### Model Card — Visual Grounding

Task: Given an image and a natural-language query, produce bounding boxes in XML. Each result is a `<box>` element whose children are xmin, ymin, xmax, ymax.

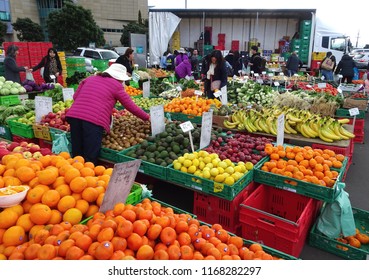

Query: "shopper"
<box><xmin>335</xmin><ymin>54</ymin><xmax>355</xmax><ymax>83</ymax></box>
<box><xmin>4</xmin><ymin>45</ymin><xmax>29</xmax><ymax>83</ymax></box>
<box><xmin>286</xmin><ymin>51</ymin><xmax>303</xmax><ymax>76</ymax></box>
<box><xmin>175</xmin><ymin>48</ymin><xmax>189</xmax><ymax>66</ymax></box>
<box><xmin>201</xmin><ymin>50</ymin><xmax>228</xmax><ymax>99</ymax></box>
<box><xmin>66</xmin><ymin>63</ymin><xmax>150</xmax><ymax>164</ymax></box>
<box><xmin>160</xmin><ymin>51</ymin><xmax>169</xmax><ymax>69</ymax></box>
<box><xmin>175</xmin><ymin>56</ymin><xmax>192</xmax><ymax>80</ymax></box>
<box><xmin>248</xmin><ymin>46</ymin><xmax>263</xmax><ymax>74</ymax></box>
<box><xmin>320</xmin><ymin>51</ymin><xmax>336</xmax><ymax>81</ymax></box>
<box><xmin>31</xmin><ymin>48</ymin><xmax>62</xmax><ymax>83</ymax></box>
<box><xmin>190</xmin><ymin>49</ymin><xmax>200</xmax><ymax>78</ymax></box>
<box><xmin>116</xmin><ymin>47</ymin><xmax>134</xmax><ymax>76</ymax></box>
<box><xmin>166</xmin><ymin>51</ymin><xmax>175</xmax><ymax>71</ymax></box>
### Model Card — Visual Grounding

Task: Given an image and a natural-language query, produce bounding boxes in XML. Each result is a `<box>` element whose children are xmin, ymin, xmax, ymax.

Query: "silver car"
<box><xmin>353</xmin><ymin>53</ymin><xmax>369</xmax><ymax>69</ymax></box>
<box><xmin>72</xmin><ymin>47</ymin><xmax>119</xmax><ymax>72</ymax></box>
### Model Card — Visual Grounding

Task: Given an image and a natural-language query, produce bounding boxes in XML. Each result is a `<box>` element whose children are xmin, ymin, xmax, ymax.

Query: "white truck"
<box><xmin>149</xmin><ymin>9</ymin><xmax>351</xmax><ymax>70</ymax></box>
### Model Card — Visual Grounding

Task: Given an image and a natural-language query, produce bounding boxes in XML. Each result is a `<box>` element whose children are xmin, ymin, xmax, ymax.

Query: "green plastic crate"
<box><xmin>0</xmin><ymin>125</ymin><xmax>12</xmax><ymax>140</ymax></box>
<box><xmin>167</xmin><ymin>165</ymin><xmax>253</xmax><ymax>201</ymax></box>
<box><xmin>309</xmin><ymin>207</ymin><xmax>369</xmax><ymax>260</ymax></box>
<box><xmin>0</xmin><ymin>95</ymin><xmax>21</xmax><ymax>106</ymax></box>
<box><xmin>118</xmin><ymin>145</ymin><xmax>168</xmax><ymax>180</ymax></box>
<box><xmin>49</xmin><ymin>127</ymin><xmax>71</xmax><ymax>142</ymax></box>
<box><xmin>99</xmin><ymin>147</ymin><xmax>121</xmax><ymax>162</ymax></box>
<box><xmin>335</xmin><ymin>108</ymin><xmax>365</xmax><ymax>119</ymax></box>
<box><xmin>7</xmin><ymin>117</ymin><xmax>34</xmax><ymax>138</ymax></box>
<box><xmin>168</xmin><ymin>112</ymin><xmax>202</xmax><ymax>124</ymax></box>
<box><xmin>254</xmin><ymin>156</ymin><xmax>347</xmax><ymax>203</ymax></box>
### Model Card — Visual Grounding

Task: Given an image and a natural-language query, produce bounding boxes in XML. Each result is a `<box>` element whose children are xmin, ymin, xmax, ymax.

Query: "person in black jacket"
<box><xmin>249</xmin><ymin>46</ymin><xmax>262</xmax><ymax>74</ymax></box>
<box><xmin>31</xmin><ymin>48</ymin><xmax>62</xmax><ymax>83</ymax></box>
<box><xmin>4</xmin><ymin>45</ymin><xmax>29</xmax><ymax>83</ymax></box>
<box><xmin>201</xmin><ymin>50</ymin><xmax>227</xmax><ymax>99</ymax></box>
<box><xmin>286</xmin><ymin>52</ymin><xmax>303</xmax><ymax>77</ymax></box>
<box><xmin>335</xmin><ymin>54</ymin><xmax>355</xmax><ymax>83</ymax></box>
<box><xmin>115</xmin><ymin>48</ymin><xmax>134</xmax><ymax>76</ymax></box>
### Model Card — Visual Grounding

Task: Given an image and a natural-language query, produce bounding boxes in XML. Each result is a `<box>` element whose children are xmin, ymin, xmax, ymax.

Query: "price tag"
<box><xmin>268</xmin><ymin>73</ymin><xmax>274</xmax><ymax>77</ymax></box>
<box><xmin>18</xmin><ymin>94</ymin><xmax>29</xmax><ymax>103</ymax></box>
<box><xmin>274</xmin><ymin>82</ymin><xmax>280</xmax><ymax>87</ymax></box>
<box><xmin>150</xmin><ymin>105</ymin><xmax>165</xmax><ymax>136</ymax></box>
<box><xmin>318</xmin><ymin>83</ymin><xmax>327</xmax><ymax>89</ymax></box>
<box><xmin>194</xmin><ymin>90</ymin><xmax>202</xmax><ymax>96</ymax></box>
<box><xmin>142</xmin><ymin>81</ymin><xmax>150</xmax><ymax>98</ymax></box>
<box><xmin>220</xmin><ymin>86</ymin><xmax>227</xmax><ymax>105</ymax></box>
<box><xmin>99</xmin><ymin>160</ymin><xmax>141</xmax><ymax>213</ymax></box>
<box><xmin>132</xmin><ymin>72</ymin><xmax>140</xmax><ymax>83</ymax></box>
<box><xmin>262</xmin><ymin>71</ymin><xmax>266</xmax><ymax>75</ymax></box>
<box><xmin>256</xmin><ymin>78</ymin><xmax>264</xmax><ymax>84</ymax></box>
<box><xmin>281</xmin><ymin>186</ymin><xmax>297</xmax><ymax>193</ymax></box>
<box><xmin>214</xmin><ymin>182</ymin><xmax>224</xmax><ymax>193</ymax></box>
<box><xmin>250</xmin><ymin>71</ymin><xmax>254</xmax><ymax>74</ymax></box>
<box><xmin>176</xmin><ymin>86</ymin><xmax>182</xmax><ymax>92</ymax></box>
<box><xmin>213</xmin><ymin>90</ymin><xmax>222</xmax><ymax>98</ymax></box>
<box><xmin>179</xmin><ymin>121</ymin><xmax>194</xmax><ymax>133</ymax></box>
<box><xmin>35</xmin><ymin>96</ymin><xmax>53</xmax><ymax>123</ymax></box>
<box><xmin>279</xmin><ymin>72</ymin><xmax>284</xmax><ymax>76</ymax></box>
<box><xmin>276</xmin><ymin>113</ymin><xmax>285</xmax><ymax>146</ymax></box>
<box><xmin>200</xmin><ymin>111</ymin><xmax>213</xmax><ymax>149</ymax></box>
<box><xmin>185</xmin><ymin>75</ymin><xmax>191</xmax><ymax>80</ymax></box>
<box><xmin>0</xmin><ymin>127</ymin><xmax>5</xmax><ymax>134</ymax></box>
<box><xmin>254</xmin><ymin>73</ymin><xmax>259</xmax><ymax>77</ymax></box>
<box><xmin>349</xmin><ymin>108</ymin><xmax>360</xmax><ymax>116</ymax></box>
<box><xmin>49</xmin><ymin>74</ymin><xmax>56</xmax><ymax>81</ymax></box>
<box><xmin>62</xmin><ymin>88</ymin><xmax>74</xmax><ymax>101</ymax></box>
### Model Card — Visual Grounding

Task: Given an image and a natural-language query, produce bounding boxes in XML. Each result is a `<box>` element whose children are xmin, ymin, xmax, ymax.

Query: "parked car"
<box><xmin>353</xmin><ymin>53</ymin><xmax>369</xmax><ymax>69</ymax></box>
<box><xmin>72</xmin><ymin>47</ymin><xmax>119</xmax><ymax>72</ymax></box>
<box><xmin>349</xmin><ymin>48</ymin><xmax>369</xmax><ymax>57</ymax></box>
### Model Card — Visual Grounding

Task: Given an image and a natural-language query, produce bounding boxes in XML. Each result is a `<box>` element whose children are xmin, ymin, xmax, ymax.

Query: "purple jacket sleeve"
<box><xmin>185</xmin><ymin>60</ymin><xmax>192</xmax><ymax>76</ymax></box>
<box><xmin>116</xmin><ymin>87</ymin><xmax>150</xmax><ymax>121</ymax></box>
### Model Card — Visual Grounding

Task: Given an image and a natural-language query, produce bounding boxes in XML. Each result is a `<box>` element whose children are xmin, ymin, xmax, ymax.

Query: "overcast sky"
<box><xmin>148</xmin><ymin>0</ymin><xmax>368</xmax><ymax>47</ymax></box>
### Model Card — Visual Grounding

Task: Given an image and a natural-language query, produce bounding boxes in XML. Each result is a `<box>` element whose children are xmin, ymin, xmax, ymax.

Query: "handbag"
<box><xmin>211</xmin><ymin>80</ymin><xmax>221</xmax><ymax>91</ymax></box>
<box><xmin>321</xmin><ymin>56</ymin><xmax>334</xmax><ymax>70</ymax></box>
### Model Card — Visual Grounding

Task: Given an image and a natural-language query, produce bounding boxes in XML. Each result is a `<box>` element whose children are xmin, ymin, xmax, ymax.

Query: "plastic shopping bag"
<box><xmin>26</xmin><ymin>72</ymin><xmax>34</xmax><ymax>81</ymax></box>
<box><xmin>52</xmin><ymin>133</ymin><xmax>71</xmax><ymax>154</ymax></box>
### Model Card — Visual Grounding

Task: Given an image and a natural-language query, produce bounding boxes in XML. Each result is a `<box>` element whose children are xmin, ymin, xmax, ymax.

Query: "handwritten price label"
<box><xmin>62</xmin><ymin>88</ymin><xmax>74</xmax><ymax>101</ymax></box>
<box><xmin>142</xmin><ymin>81</ymin><xmax>150</xmax><ymax>98</ymax></box>
<box><xmin>35</xmin><ymin>96</ymin><xmax>53</xmax><ymax>123</ymax></box>
<box><xmin>99</xmin><ymin>160</ymin><xmax>141</xmax><ymax>213</ymax></box>
<box><xmin>179</xmin><ymin>121</ymin><xmax>194</xmax><ymax>133</ymax></box>
<box><xmin>349</xmin><ymin>108</ymin><xmax>360</xmax><ymax>116</ymax></box>
<box><xmin>150</xmin><ymin>105</ymin><xmax>165</xmax><ymax>136</ymax></box>
<box><xmin>200</xmin><ymin>111</ymin><xmax>213</xmax><ymax>149</ymax></box>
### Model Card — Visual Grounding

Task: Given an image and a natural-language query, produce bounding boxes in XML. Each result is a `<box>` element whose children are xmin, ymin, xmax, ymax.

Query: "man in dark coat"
<box><xmin>335</xmin><ymin>54</ymin><xmax>356</xmax><ymax>83</ymax></box>
<box><xmin>249</xmin><ymin>46</ymin><xmax>262</xmax><ymax>74</ymax></box>
<box><xmin>286</xmin><ymin>52</ymin><xmax>303</xmax><ymax>76</ymax></box>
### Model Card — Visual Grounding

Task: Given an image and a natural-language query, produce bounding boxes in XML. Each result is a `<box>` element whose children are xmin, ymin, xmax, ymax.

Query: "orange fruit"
<box><xmin>24</xmin><ymin>243</ymin><xmax>41</xmax><ymax>260</ymax></box>
<box><xmin>29</xmin><ymin>204</ymin><xmax>52</xmax><ymax>225</ymax></box>
<box><xmin>136</xmin><ymin>244</ymin><xmax>154</xmax><ymax>260</ymax></box>
<box><xmin>37</xmin><ymin>244</ymin><xmax>56</xmax><ymax>260</ymax></box>
<box><xmin>65</xmin><ymin>245</ymin><xmax>85</xmax><ymax>260</ymax></box>
<box><xmin>69</xmin><ymin>176</ymin><xmax>87</xmax><ymax>193</ymax></box>
<box><xmin>15</xmin><ymin>166</ymin><xmax>36</xmax><ymax>183</ymax></box>
<box><xmin>94</xmin><ymin>241</ymin><xmax>114</xmax><ymax>260</ymax></box>
<box><xmin>16</xmin><ymin>213</ymin><xmax>35</xmax><ymax>232</ymax></box>
<box><xmin>37</xmin><ymin>168</ymin><xmax>58</xmax><ymax>185</ymax></box>
<box><xmin>81</xmin><ymin>187</ymin><xmax>99</xmax><ymax>202</ymax></box>
<box><xmin>2</xmin><ymin>226</ymin><xmax>26</xmax><ymax>247</ymax></box>
<box><xmin>64</xmin><ymin>168</ymin><xmax>81</xmax><ymax>184</ymax></box>
<box><xmin>57</xmin><ymin>195</ymin><xmax>76</xmax><ymax>213</ymax></box>
<box><xmin>63</xmin><ymin>208</ymin><xmax>83</xmax><ymax>225</ymax></box>
<box><xmin>160</xmin><ymin>227</ymin><xmax>177</xmax><ymax>246</ymax></box>
<box><xmin>41</xmin><ymin>189</ymin><xmax>61</xmax><ymax>208</ymax></box>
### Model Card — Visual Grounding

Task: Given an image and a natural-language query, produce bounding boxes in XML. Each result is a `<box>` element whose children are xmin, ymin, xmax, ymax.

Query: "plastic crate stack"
<box><xmin>231</xmin><ymin>40</ymin><xmax>240</xmax><ymax>51</ymax></box>
<box><xmin>298</xmin><ymin>20</ymin><xmax>312</xmax><ymax>63</ymax></box>
<box><xmin>58</xmin><ymin>51</ymin><xmax>67</xmax><ymax>87</ymax></box>
<box><xmin>65</xmin><ymin>57</ymin><xmax>86</xmax><ymax>78</ymax></box>
<box><xmin>215</xmin><ymin>33</ymin><xmax>225</xmax><ymax>50</ymax></box>
<box><xmin>3</xmin><ymin>42</ymin><xmax>30</xmax><ymax>82</ymax></box>
<box><xmin>28</xmin><ymin>42</ymin><xmax>44</xmax><ymax>85</ymax></box>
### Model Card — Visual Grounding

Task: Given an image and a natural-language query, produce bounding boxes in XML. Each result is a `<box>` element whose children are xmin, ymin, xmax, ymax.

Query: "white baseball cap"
<box><xmin>103</xmin><ymin>63</ymin><xmax>131</xmax><ymax>81</ymax></box>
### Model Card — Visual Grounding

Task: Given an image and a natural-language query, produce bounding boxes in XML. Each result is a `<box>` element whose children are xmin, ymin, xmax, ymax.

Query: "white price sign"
<box><xmin>200</xmin><ymin>111</ymin><xmax>213</xmax><ymax>149</ymax></box>
<box><xmin>99</xmin><ymin>160</ymin><xmax>141</xmax><ymax>213</ymax></box>
<box><xmin>268</xmin><ymin>73</ymin><xmax>274</xmax><ymax>77</ymax></box>
<box><xmin>179</xmin><ymin>121</ymin><xmax>194</xmax><ymax>133</ymax></box>
<box><xmin>176</xmin><ymin>86</ymin><xmax>182</xmax><ymax>92</ymax></box>
<box><xmin>274</xmin><ymin>82</ymin><xmax>280</xmax><ymax>87</ymax></box>
<box><xmin>256</xmin><ymin>78</ymin><xmax>264</xmax><ymax>84</ymax></box>
<box><xmin>132</xmin><ymin>72</ymin><xmax>140</xmax><ymax>83</ymax></box>
<box><xmin>62</xmin><ymin>88</ymin><xmax>74</xmax><ymax>101</ymax></box>
<box><xmin>220</xmin><ymin>86</ymin><xmax>227</xmax><ymax>105</ymax></box>
<box><xmin>49</xmin><ymin>74</ymin><xmax>56</xmax><ymax>81</ymax></box>
<box><xmin>194</xmin><ymin>90</ymin><xmax>203</xmax><ymax>96</ymax></box>
<box><xmin>262</xmin><ymin>71</ymin><xmax>266</xmax><ymax>75</ymax></box>
<box><xmin>349</xmin><ymin>107</ymin><xmax>360</xmax><ymax>116</ymax></box>
<box><xmin>150</xmin><ymin>105</ymin><xmax>165</xmax><ymax>137</ymax></box>
<box><xmin>276</xmin><ymin>113</ymin><xmax>285</xmax><ymax>146</ymax></box>
<box><xmin>142</xmin><ymin>81</ymin><xmax>150</xmax><ymax>98</ymax></box>
<box><xmin>213</xmin><ymin>90</ymin><xmax>222</xmax><ymax>98</ymax></box>
<box><xmin>318</xmin><ymin>83</ymin><xmax>327</xmax><ymax>89</ymax></box>
<box><xmin>254</xmin><ymin>73</ymin><xmax>259</xmax><ymax>77</ymax></box>
<box><xmin>35</xmin><ymin>96</ymin><xmax>53</xmax><ymax>123</ymax></box>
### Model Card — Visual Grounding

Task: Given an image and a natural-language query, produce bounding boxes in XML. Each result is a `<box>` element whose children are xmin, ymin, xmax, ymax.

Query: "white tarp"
<box><xmin>149</xmin><ymin>12</ymin><xmax>181</xmax><ymax>66</ymax></box>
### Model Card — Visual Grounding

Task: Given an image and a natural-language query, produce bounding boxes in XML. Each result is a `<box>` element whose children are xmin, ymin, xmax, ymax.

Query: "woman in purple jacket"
<box><xmin>175</xmin><ymin>57</ymin><xmax>192</xmax><ymax>80</ymax></box>
<box><xmin>66</xmin><ymin>63</ymin><xmax>150</xmax><ymax>164</ymax></box>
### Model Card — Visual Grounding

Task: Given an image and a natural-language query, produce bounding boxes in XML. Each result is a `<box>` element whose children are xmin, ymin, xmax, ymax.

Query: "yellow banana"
<box><xmin>259</xmin><ymin>118</ymin><xmax>270</xmax><ymax>134</ymax></box>
<box><xmin>337</xmin><ymin>118</ymin><xmax>350</xmax><ymax>124</ymax></box>
<box><xmin>320</xmin><ymin>127</ymin><xmax>341</xmax><ymax>141</ymax></box>
<box><xmin>339</xmin><ymin>125</ymin><xmax>356</xmax><ymax>139</ymax></box>
<box><xmin>300</xmin><ymin>124</ymin><xmax>312</xmax><ymax>138</ymax></box>
<box><xmin>318</xmin><ymin>129</ymin><xmax>334</xmax><ymax>143</ymax></box>
<box><xmin>223</xmin><ymin>120</ymin><xmax>238</xmax><ymax>129</ymax></box>
<box><xmin>333</xmin><ymin>122</ymin><xmax>349</xmax><ymax>140</ymax></box>
<box><xmin>303</xmin><ymin>123</ymin><xmax>318</xmax><ymax>138</ymax></box>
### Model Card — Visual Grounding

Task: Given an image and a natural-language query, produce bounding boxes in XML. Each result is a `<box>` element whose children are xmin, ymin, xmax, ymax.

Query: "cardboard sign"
<box><xmin>349</xmin><ymin>108</ymin><xmax>360</xmax><ymax>116</ymax></box>
<box><xmin>35</xmin><ymin>96</ymin><xmax>53</xmax><ymax>123</ymax></box>
<box><xmin>62</xmin><ymin>88</ymin><xmax>74</xmax><ymax>102</ymax></box>
<box><xmin>142</xmin><ymin>81</ymin><xmax>150</xmax><ymax>98</ymax></box>
<box><xmin>99</xmin><ymin>160</ymin><xmax>141</xmax><ymax>213</ymax></box>
<box><xmin>200</xmin><ymin>111</ymin><xmax>213</xmax><ymax>149</ymax></box>
<box><xmin>276</xmin><ymin>114</ymin><xmax>285</xmax><ymax>146</ymax></box>
<box><xmin>150</xmin><ymin>105</ymin><xmax>165</xmax><ymax>136</ymax></box>
<box><xmin>179</xmin><ymin>121</ymin><xmax>194</xmax><ymax>133</ymax></box>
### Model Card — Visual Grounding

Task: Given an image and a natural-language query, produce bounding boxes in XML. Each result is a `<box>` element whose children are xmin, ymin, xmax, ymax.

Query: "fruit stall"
<box><xmin>0</xmin><ymin>64</ymin><xmax>368</xmax><ymax>261</ymax></box>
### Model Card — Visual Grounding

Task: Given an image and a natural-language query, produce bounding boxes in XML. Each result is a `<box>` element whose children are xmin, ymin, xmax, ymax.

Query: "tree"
<box><xmin>0</xmin><ymin>21</ymin><xmax>7</xmax><ymax>45</ymax></box>
<box><xmin>120</xmin><ymin>11</ymin><xmax>148</xmax><ymax>46</ymax></box>
<box><xmin>12</xmin><ymin>18</ymin><xmax>44</xmax><ymax>42</ymax></box>
<box><xmin>47</xmin><ymin>2</ymin><xmax>105</xmax><ymax>51</ymax></box>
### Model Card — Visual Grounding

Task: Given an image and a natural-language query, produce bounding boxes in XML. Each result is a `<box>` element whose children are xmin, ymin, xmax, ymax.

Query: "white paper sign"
<box><xmin>220</xmin><ymin>86</ymin><xmax>227</xmax><ymax>105</ymax></box>
<box><xmin>213</xmin><ymin>91</ymin><xmax>222</xmax><ymax>98</ymax></box>
<box><xmin>276</xmin><ymin>114</ymin><xmax>285</xmax><ymax>146</ymax></box>
<box><xmin>35</xmin><ymin>96</ymin><xmax>53</xmax><ymax>123</ymax></box>
<box><xmin>254</xmin><ymin>73</ymin><xmax>259</xmax><ymax>77</ymax></box>
<box><xmin>262</xmin><ymin>71</ymin><xmax>266</xmax><ymax>75</ymax></box>
<box><xmin>132</xmin><ymin>72</ymin><xmax>140</xmax><ymax>83</ymax></box>
<box><xmin>176</xmin><ymin>86</ymin><xmax>182</xmax><ymax>92</ymax></box>
<box><xmin>200</xmin><ymin>111</ymin><xmax>213</xmax><ymax>149</ymax></box>
<box><xmin>142</xmin><ymin>81</ymin><xmax>150</xmax><ymax>98</ymax></box>
<box><xmin>179</xmin><ymin>121</ymin><xmax>194</xmax><ymax>133</ymax></box>
<box><xmin>268</xmin><ymin>73</ymin><xmax>274</xmax><ymax>77</ymax></box>
<box><xmin>318</xmin><ymin>83</ymin><xmax>327</xmax><ymax>89</ymax></box>
<box><xmin>349</xmin><ymin>108</ymin><xmax>360</xmax><ymax>116</ymax></box>
<box><xmin>194</xmin><ymin>90</ymin><xmax>203</xmax><ymax>96</ymax></box>
<box><xmin>49</xmin><ymin>74</ymin><xmax>56</xmax><ymax>81</ymax></box>
<box><xmin>256</xmin><ymin>79</ymin><xmax>264</xmax><ymax>84</ymax></box>
<box><xmin>62</xmin><ymin>88</ymin><xmax>74</xmax><ymax>102</ymax></box>
<box><xmin>274</xmin><ymin>82</ymin><xmax>280</xmax><ymax>87</ymax></box>
<box><xmin>99</xmin><ymin>160</ymin><xmax>141</xmax><ymax>213</ymax></box>
<box><xmin>18</xmin><ymin>94</ymin><xmax>29</xmax><ymax>102</ymax></box>
<box><xmin>150</xmin><ymin>105</ymin><xmax>165</xmax><ymax>137</ymax></box>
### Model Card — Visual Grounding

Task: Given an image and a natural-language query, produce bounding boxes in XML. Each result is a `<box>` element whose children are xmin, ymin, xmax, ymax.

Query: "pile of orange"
<box><xmin>126</xmin><ymin>86</ymin><xmax>143</xmax><ymax>96</ymax></box>
<box><xmin>262</xmin><ymin>144</ymin><xmax>345</xmax><ymax>187</ymax></box>
<box><xmin>164</xmin><ymin>97</ymin><xmax>221</xmax><ymax>116</ymax></box>
<box><xmin>0</xmin><ymin>198</ymin><xmax>282</xmax><ymax>260</ymax></box>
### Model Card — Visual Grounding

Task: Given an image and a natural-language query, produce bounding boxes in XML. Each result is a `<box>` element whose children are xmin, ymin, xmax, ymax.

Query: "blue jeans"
<box><xmin>321</xmin><ymin>69</ymin><xmax>334</xmax><ymax>80</ymax></box>
<box><xmin>288</xmin><ymin>69</ymin><xmax>297</xmax><ymax>76</ymax></box>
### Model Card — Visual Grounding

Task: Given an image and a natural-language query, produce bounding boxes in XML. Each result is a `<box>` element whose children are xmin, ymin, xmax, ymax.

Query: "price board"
<box><xmin>200</xmin><ymin>111</ymin><xmax>213</xmax><ymax>149</ymax></box>
<box><xmin>276</xmin><ymin>113</ymin><xmax>285</xmax><ymax>146</ymax></box>
<box><xmin>150</xmin><ymin>105</ymin><xmax>165</xmax><ymax>136</ymax></box>
<box><xmin>62</xmin><ymin>88</ymin><xmax>74</xmax><ymax>102</ymax></box>
<box><xmin>35</xmin><ymin>96</ymin><xmax>53</xmax><ymax>123</ymax></box>
<box><xmin>142</xmin><ymin>81</ymin><xmax>150</xmax><ymax>98</ymax></box>
<box><xmin>179</xmin><ymin>121</ymin><xmax>194</xmax><ymax>133</ymax></box>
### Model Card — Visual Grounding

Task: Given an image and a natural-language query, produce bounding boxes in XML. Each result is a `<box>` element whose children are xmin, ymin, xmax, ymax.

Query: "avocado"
<box><xmin>148</xmin><ymin>158</ymin><xmax>156</xmax><ymax>164</ymax></box>
<box><xmin>165</xmin><ymin>136</ymin><xmax>173</xmax><ymax>143</ymax></box>
<box><xmin>160</xmin><ymin>162</ymin><xmax>167</xmax><ymax>167</ymax></box>
<box><xmin>140</xmin><ymin>155</ymin><xmax>147</xmax><ymax>161</ymax></box>
<box><xmin>147</xmin><ymin>144</ymin><xmax>156</xmax><ymax>152</ymax></box>
<box><xmin>157</xmin><ymin>146</ymin><xmax>165</xmax><ymax>152</ymax></box>
<box><xmin>183</xmin><ymin>138</ymin><xmax>190</xmax><ymax>147</ymax></box>
<box><xmin>172</xmin><ymin>145</ymin><xmax>180</xmax><ymax>154</ymax></box>
<box><xmin>159</xmin><ymin>132</ymin><xmax>168</xmax><ymax>138</ymax></box>
<box><xmin>156</xmin><ymin>158</ymin><xmax>164</xmax><ymax>165</ymax></box>
<box><xmin>146</xmin><ymin>136</ymin><xmax>155</xmax><ymax>142</ymax></box>
<box><xmin>166</xmin><ymin>158</ymin><xmax>173</xmax><ymax>165</ymax></box>
<box><xmin>160</xmin><ymin>151</ymin><xmax>169</xmax><ymax>158</ymax></box>
<box><xmin>141</xmin><ymin>140</ymin><xmax>149</xmax><ymax>148</ymax></box>
<box><xmin>161</xmin><ymin>142</ymin><xmax>169</xmax><ymax>148</ymax></box>
<box><xmin>154</xmin><ymin>151</ymin><xmax>160</xmax><ymax>156</ymax></box>
<box><xmin>136</xmin><ymin>149</ymin><xmax>145</xmax><ymax>156</ymax></box>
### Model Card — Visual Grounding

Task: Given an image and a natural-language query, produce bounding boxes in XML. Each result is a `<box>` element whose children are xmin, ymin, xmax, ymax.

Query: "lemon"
<box><xmin>210</xmin><ymin>153</ymin><xmax>219</xmax><ymax>160</ymax></box>
<box><xmin>183</xmin><ymin>159</ymin><xmax>192</xmax><ymax>168</ymax></box>
<box><xmin>203</xmin><ymin>167</ymin><xmax>210</xmax><ymax>172</ymax></box>
<box><xmin>178</xmin><ymin>156</ymin><xmax>185</xmax><ymax>164</ymax></box>
<box><xmin>232</xmin><ymin>172</ymin><xmax>242</xmax><ymax>181</ymax></box>
<box><xmin>225</xmin><ymin>166</ymin><xmax>235</xmax><ymax>174</ymax></box>
<box><xmin>188</xmin><ymin>165</ymin><xmax>197</xmax><ymax>174</ymax></box>
<box><xmin>192</xmin><ymin>158</ymin><xmax>200</xmax><ymax>167</ymax></box>
<box><xmin>199</xmin><ymin>151</ymin><xmax>209</xmax><ymax>158</ymax></box>
<box><xmin>202</xmin><ymin>170</ymin><xmax>211</xmax><ymax>179</ymax></box>
<box><xmin>217</xmin><ymin>161</ymin><xmax>227</xmax><ymax>169</ymax></box>
<box><xmin>187</xmin><ymin>153</ymin><xmax>196</xmax><ymax>160</ymax></box>
<box><xmin>205</xmin><ymin>163</ymin><xmax>213</xmax><ymax>169</ymax></box>
<box><xmin>224</xmin><ymin>176</ymin><xmax>235</xmax><ymax>185</ymax></box>
<box><xmin>210</xmin><ymin>168</ymin><xmax>219</xmax><ymax>177</ymax></box>
<box><xmin>194</xmin><ymin>170</ymin><xmax>202</xmax><ymax>177</ymax></box>
<box><xmin>222</xmin><ymin>172</ymin><xmax>230</xmax><ymax>178</ymax></box>
<box><xmin>199</xmin><ymin>161</ymin><xmax>205</xmax><ymax>170</ymax></box>
<box><xmin>203</xmin><ymin>157</ymin><xmax>212</xmax><ymax>164</ymax></box>
<box><xmin>173</xmin><ymin>162</ymin><xmax>182</xmax><ymax>170</ymax></box>
<box><xmin>212</xmin><ymin>158</ymin><xmax>220</xmax><ymax>166</ymax></box>
<box><xmin>245</xmin><ymin>162</ymin><xmax>254</xmax><ymax>171</ymax></box>
<box><xmin>217</xmin><ymin>167</ymin><xmax>224</xmax><ymax>174</ymax></box>
<box><xmin>234</xmin><ymin>165</ymin><xmax>242</xmax><ymax>173</ymax></box>
<box><xmin>183</xmin><ymin>153</ymin><xmax>190</xmax><ymax>158</ymax></box>
<box><xmin>237</xmin><ymin>161</ymin><xmax>245</xmax><ymax>166</ymax></box>
<box><xmin>239</xmin><ymin>164</ymin><xmax>247</xmax><ymax>173</ymax></box>
<box><xmin>180</xmin><ymin>166</ymin><xmax>188</xmax><ymax>173</ymax></box>
<box><xmin>214</xmin><ymin>174</ymin><xmax>225</xmax><ymax>183</ymax></box>
<box><xmin>224</xmin><ymin>159</ymin><xmax>233</xmax><ymax>167</ymax></box>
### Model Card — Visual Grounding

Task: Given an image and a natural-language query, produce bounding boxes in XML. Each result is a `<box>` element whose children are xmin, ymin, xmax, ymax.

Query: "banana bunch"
<box><xmin>224</xmin><ymin>107</ymin><xmax>355</xmax><ymax>143</ymax></box>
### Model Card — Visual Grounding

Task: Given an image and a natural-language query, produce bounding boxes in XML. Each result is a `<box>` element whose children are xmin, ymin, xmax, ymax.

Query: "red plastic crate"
<box><xmin>38</xmin><ymin>139</ymin><xmax>52</xmax><ymax>149</ymax></box>
<box><xmin>193</xmin><ymin>182</ymin><xmax>259</xmax><ymax>234</ymax></box>
<box><xmin>239</xmin><ymin>184</ymin><xmax>318</xmax><ymax>257</ymax></box>
<box><xmin>12</xmin><ymin>135</ymin><xmax>39</xmax><ymax>145</ymax></box>
<box><xmin>354</xmin><ymin>135</ymin><xmax>364</xmax><ymax>144</ymax></box>
<box><xmin>311</xmin><ymin>142</ymin><xmax>352</xmax><ymax>158</ymax></box>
